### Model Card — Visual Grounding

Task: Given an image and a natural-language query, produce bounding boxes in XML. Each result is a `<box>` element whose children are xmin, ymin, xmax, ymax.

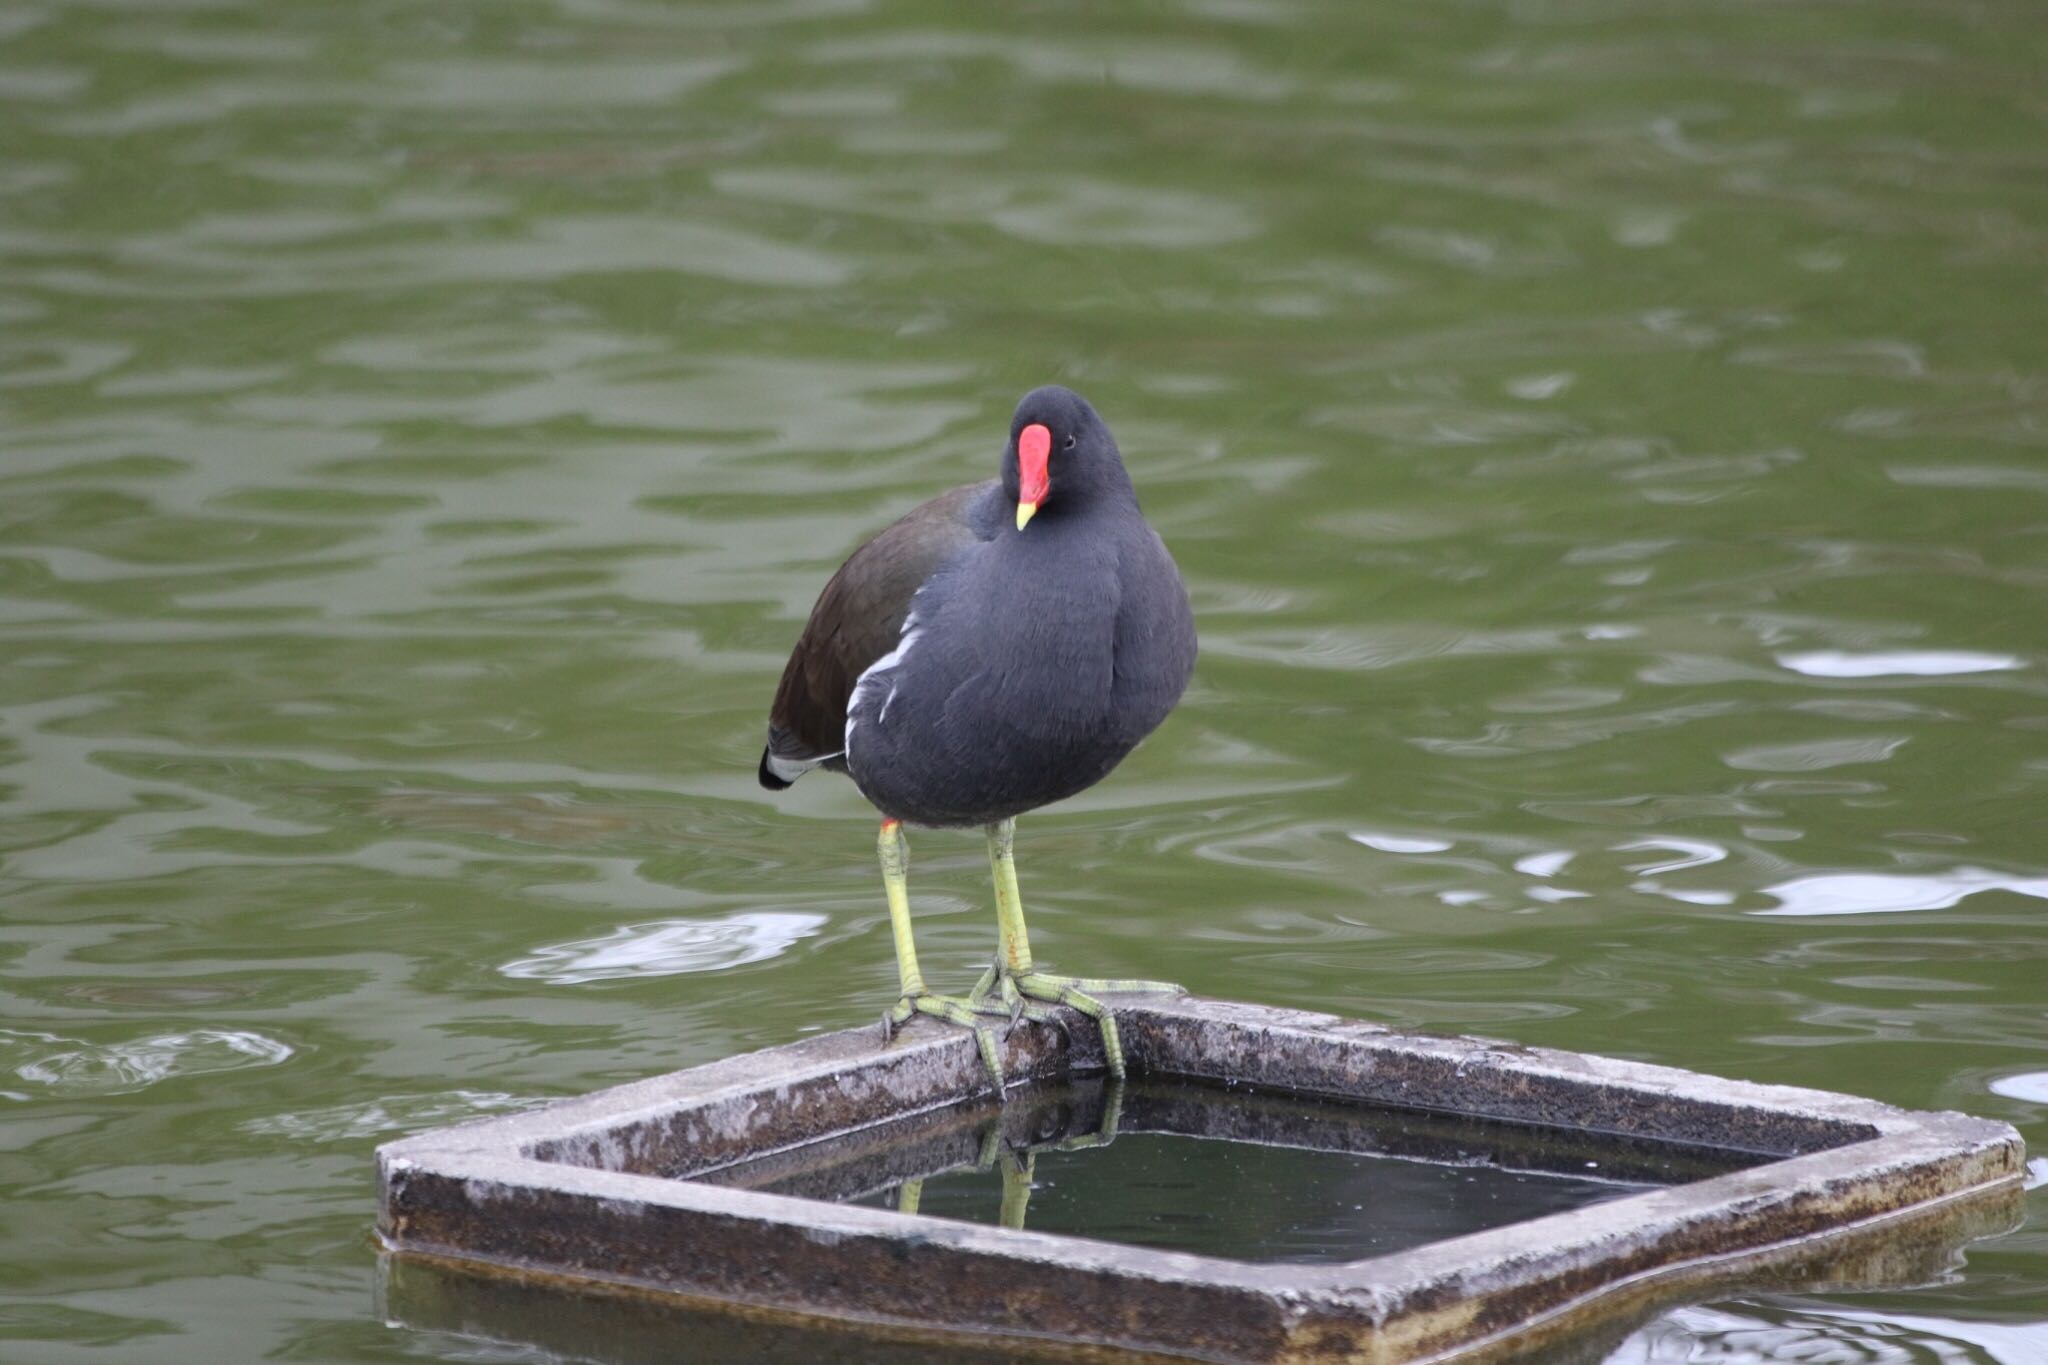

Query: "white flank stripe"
<box><xmin>845</xmin><ymin>620</ymin><xmax>923</xmax><ymax>765</ymax></box>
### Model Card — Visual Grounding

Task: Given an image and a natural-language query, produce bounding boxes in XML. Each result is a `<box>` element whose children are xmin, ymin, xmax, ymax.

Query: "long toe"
<box><xmin>888</xmin><ymin>991</ymin><xmax>1006</xmax><ymax>1092</ymax></box>
<box><xmin>1011</xmin><ymin>973</ymin><xmax>1135</xmax><ymax>1079</ymax></box>
<box><xmin>1031</xmin><ymin>971</ymin><xmax>1183</xmax><ymax>997</ymax></box>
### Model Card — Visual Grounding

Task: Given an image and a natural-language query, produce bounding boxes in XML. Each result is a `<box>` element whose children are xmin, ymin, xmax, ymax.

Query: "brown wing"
<box><xmin>760</xmin><ymin>481</ymin><xmax>990</xmax><ymax>786</ymax></box>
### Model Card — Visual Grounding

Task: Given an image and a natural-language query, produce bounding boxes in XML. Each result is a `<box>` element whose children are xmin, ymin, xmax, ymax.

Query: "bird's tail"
<box><xmin>757</xmin><ymin>747</ymin><xmax>795</xmax><ymax>790</ymax></box>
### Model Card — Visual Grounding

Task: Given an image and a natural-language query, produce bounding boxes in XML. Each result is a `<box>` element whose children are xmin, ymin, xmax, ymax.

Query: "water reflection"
<box><xmin>702</xmin><ymin>1079</ymin><xmax>1751</xmax><ymax>1265</ymax></box>
<box><xmin>498</xmin><ymin>911</ymin><xmax>824</xmax><ymax>982</ymax></box>
<box><xmin>1775</xmin><ymin>650</ymin><xmax>2025</xmax><ymax>679</ymax></box>
<box><xmin>1985</xmin><ymin>1075</ymin><xmax>2048</xmax><ymax>1105</ymax></box>
<box><xmin>1351</xmin><ymin>830</ymin><xmax>1453</xmax><ymax>854</ymax></box>
<box><xmin>3</xmin><ymin>1026</ymin><xmax>291</xmax><ymax>1096</ymax></box>
<box><xmin>1614</xmin><ymin>1302</ymin><xmax>2048</xmax><ymax>1365</ymax></box>
<box><xmin>1753</xmin><ymin>869</ymin><xmax>2048</xmax><ymax>919</ymax></box>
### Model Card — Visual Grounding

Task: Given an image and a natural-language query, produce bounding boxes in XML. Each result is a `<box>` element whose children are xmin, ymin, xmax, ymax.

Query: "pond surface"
<box><xmin>4</xmin><ymin>0</ymin><xmax>2046</xmax><ymax>1360</ymax></box>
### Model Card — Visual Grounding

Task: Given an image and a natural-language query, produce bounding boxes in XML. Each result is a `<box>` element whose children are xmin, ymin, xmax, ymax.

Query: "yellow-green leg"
<box><xmin>967</xmin><ymin>818</ymin><xmax>1183</xmax><ymax>1079</ymax></box>
<box><xmin>874</xmin><ymin>819</ymin><xmax>1006</xmax><ymax>1089</ymax></box>
<box><xmin>999</xmin><ymin>1151</ymin><xmax>1035</xmax><ymax>1230</ymax></box>
<box><xmin>1057</xmin><ymin>1077</ymin><xmax>1125</xmax><ymax>1153</ymax></box>
<box><xmin>992</xmin><ymin>1083</ymin><xmax>1122</xmax><ymax>1229</ymax></box>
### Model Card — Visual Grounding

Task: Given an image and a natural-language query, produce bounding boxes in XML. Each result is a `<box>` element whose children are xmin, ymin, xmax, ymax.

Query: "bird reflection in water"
<box><xmin>892</xmin><ymin>1080</ymin><xmax>1128</xmax><ymax>1231</ymax></box>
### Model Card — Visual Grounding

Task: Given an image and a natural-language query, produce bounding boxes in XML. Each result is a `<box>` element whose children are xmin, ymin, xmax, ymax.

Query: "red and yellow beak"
<box><xmin>1016</xmin><ymin>423</ymin><xmax>1051</xmax><ymax>530</ymax></box>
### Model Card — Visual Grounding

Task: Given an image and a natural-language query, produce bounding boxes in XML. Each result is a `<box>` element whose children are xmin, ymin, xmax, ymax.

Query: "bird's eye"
<box><xmin>1062</xmin><ymin>435</ymin><xmax>1076</xmax><ymax>450</ymax></box>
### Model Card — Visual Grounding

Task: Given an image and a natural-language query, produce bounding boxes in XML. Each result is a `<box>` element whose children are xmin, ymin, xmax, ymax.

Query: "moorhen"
<box><xmin>759</xmin><ymin>385</ymin><xmax>1197</xmax><ymax>1086</ymax></box>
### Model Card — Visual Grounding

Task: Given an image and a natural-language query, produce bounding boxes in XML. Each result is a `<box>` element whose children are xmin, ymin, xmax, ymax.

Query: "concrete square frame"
<box><xmin>376</xmin><ymin>995</ymin><xmax>2024</xmax><ymax>1363</ymax></box>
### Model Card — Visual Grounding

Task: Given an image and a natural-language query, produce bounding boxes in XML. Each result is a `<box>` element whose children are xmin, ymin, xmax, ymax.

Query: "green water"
<box><xmin>850</xmin><ymin>1127</ymin><xmax>1655</xmax><ymax>1264</ymax></box>
<box><xmin>4</xmin><ymin>0</ymin><xmax>2046</xmax><ymax>1359</ymax></box>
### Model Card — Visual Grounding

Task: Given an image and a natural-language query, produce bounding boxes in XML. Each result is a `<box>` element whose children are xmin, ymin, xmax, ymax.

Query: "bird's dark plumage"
<box><xmin>761</xmin><ymin>386</ymin><xmax>1195</xmax><ymax>826</ymax></box>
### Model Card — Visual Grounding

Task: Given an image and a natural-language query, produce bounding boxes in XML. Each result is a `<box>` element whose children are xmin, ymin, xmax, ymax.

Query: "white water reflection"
<box><xmin>1351</xmin><ymin>831</ymin><xmax>1453</xmax><ymax>854</ymax></box>
<box><xmin>1722</xmin><ymin>735</ymin><xmax>1907</xmax><ymax>771</ymax></box>
<box><xmin>1776</xmin><ymin>650</ymin><xmax>2024</xmax><ymax>678</ymax></box>
<box><xmin>1751</xmin><ymin>867</ymin><xmax>2048</xmax><ymax>918</ymax></box>
<box><xmin>1347</xmin><ymin>831</ymin><xmax>2048</xmax><ymax>926</ymax></box>
<box><xmin>1638</xmin><ymin>886</ymin><xmax>1735</xmax><ymax>905</ymax></box>
<box><xmin>1616</xmin><ymin>838</ymin><xmax>1726</xmax><ymax>876</ymax></box>
<box><xmin>4</xmin><ymin>1027</ymin><xmax>292</xmax><ymax>1095</ymax></box>
<box><xmin>499</xmin><ymin>912</ymin><xmax>825</xmax><ymax>984</ymax></box>
<box><xmin>1988</xmin><ymin>1072</ymin><xmax>2048</xmax><ymax>1104</ymax></box>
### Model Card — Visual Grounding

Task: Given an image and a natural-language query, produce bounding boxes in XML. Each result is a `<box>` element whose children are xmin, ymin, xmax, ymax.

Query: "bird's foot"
<box><xmin>881</xmin><ymin>990</ymin><xmax>1006</xmax><ymax>1092</ymax></box>
<box><xmin>964</xmin><ymin>962</ymin><xmax>1071</xmax><ymax>1039</ymax></box>
<box><xmin>1002</xmin><ymin>970</ymin><xmax>1184</xmax><ymax>1081</ymax></box>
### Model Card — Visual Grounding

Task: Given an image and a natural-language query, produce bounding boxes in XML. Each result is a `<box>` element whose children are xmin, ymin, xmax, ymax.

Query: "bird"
<box><xmin>758</xmin><ymin>385</ymin><xmax>1197</xmax><ymax>1087</ymax></box>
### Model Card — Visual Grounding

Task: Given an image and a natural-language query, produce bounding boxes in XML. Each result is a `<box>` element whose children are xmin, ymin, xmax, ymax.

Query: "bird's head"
<box><xmin>1002</xmin><ymin>385</ymin><xmax>1123</xmax><ymax>532</ymax></box>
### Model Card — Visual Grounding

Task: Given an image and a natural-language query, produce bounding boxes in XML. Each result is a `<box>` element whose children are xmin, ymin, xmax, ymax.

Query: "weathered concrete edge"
<box><xmin>379</xmin><ymin>991</ymin><xmax>1935</xmax><ymax>1173</ymax></box>
<box><xmin>376</xmin><ymin>1178</ymin><xmax>2022</xmax><ymax>1365</ymax></box>
<box><xmin>380</xmin><ymin>1001</ymin><xmax>1107</xmax><ymax>1175</ymax></box>
<box><xmin>1305</xmin><ymin>1120</ymin><xmax>2023</xmax><ymax>1360</ymax></box>
<box><xmin>377</xmin><ymin>1106</ymin><xmax>2022</xmax><ymax>1356</ymax></box>
<box><xmin>1120</xmin><ymin>997</ymin><xmax>1920</xmax><ymax>1148</ymax></box>
<box><xmin>1374</xmin><ymin>1176</ymin><xmax>2026</xmax><ymax>1365</ymax></box>
<box><xmin>382</xmin><ymin>1148</ymin><xmax>1283</xmax><ymax>1288</ymax></box>
<box><xmin>377</xmin><ymin>995</ymin><xmax>2025</xmax><ymax>1361</ymax></box>
<box><xmin>379</xmin><ymin>1148</ymin><xmax>1313</xmax><ymax>1361</ymax></box>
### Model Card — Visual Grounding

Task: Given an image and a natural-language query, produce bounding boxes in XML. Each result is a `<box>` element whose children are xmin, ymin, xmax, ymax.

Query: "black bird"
<box><xmin>759</xmin><ymin>386</ymin><xmax>1197</xmax><ymax>1084</ymax></box>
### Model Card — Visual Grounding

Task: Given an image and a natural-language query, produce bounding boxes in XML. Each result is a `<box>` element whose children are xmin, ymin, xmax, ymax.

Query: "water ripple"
<box><xmin>499</xmin><ymin>913</ymin><xmax>826</xmax><ymax>984</ymax></box>
<box><xmin>1777</xmin><ymin>650</ymin><xmax>2025</xmax><ymax>678</ymax></box>
<box><xmin>4</xmin><ymin>1027</ymin><xmax>292</xmax><ymax>1096</ymax></box>
<box><xmin>1350</xmin><ymin>831</ymin><xmax>1452</xmax><ymax>854</ymax></box>
<box><xmin>1751</xmin><ymin>868</ymin><xmax>2048</xmax><ymax>918</ymax></box>
<box><xmin>241</xmin><ymin>1090</ymin><xmax>543</xmax><ymax>1143</ymax></box>
<box><xmin>1723</xmin><ymin>736</ymin><xmax>1908</xmax><ymax>771</ymax></box>
<box><xmin>715</xmin><ymin>168</ymin><xmax>1260</xmax><ymax>248</ymax></box>
<box><xmin>1988</xmin><ymin>1072</ymin><xmax>2048</xmax><ymax>1105</ymax></box>
<box><xmin>1616</xmin><ymin>1303</ymin><xmax>2048</xmax><ymax>1365</ymax></box>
